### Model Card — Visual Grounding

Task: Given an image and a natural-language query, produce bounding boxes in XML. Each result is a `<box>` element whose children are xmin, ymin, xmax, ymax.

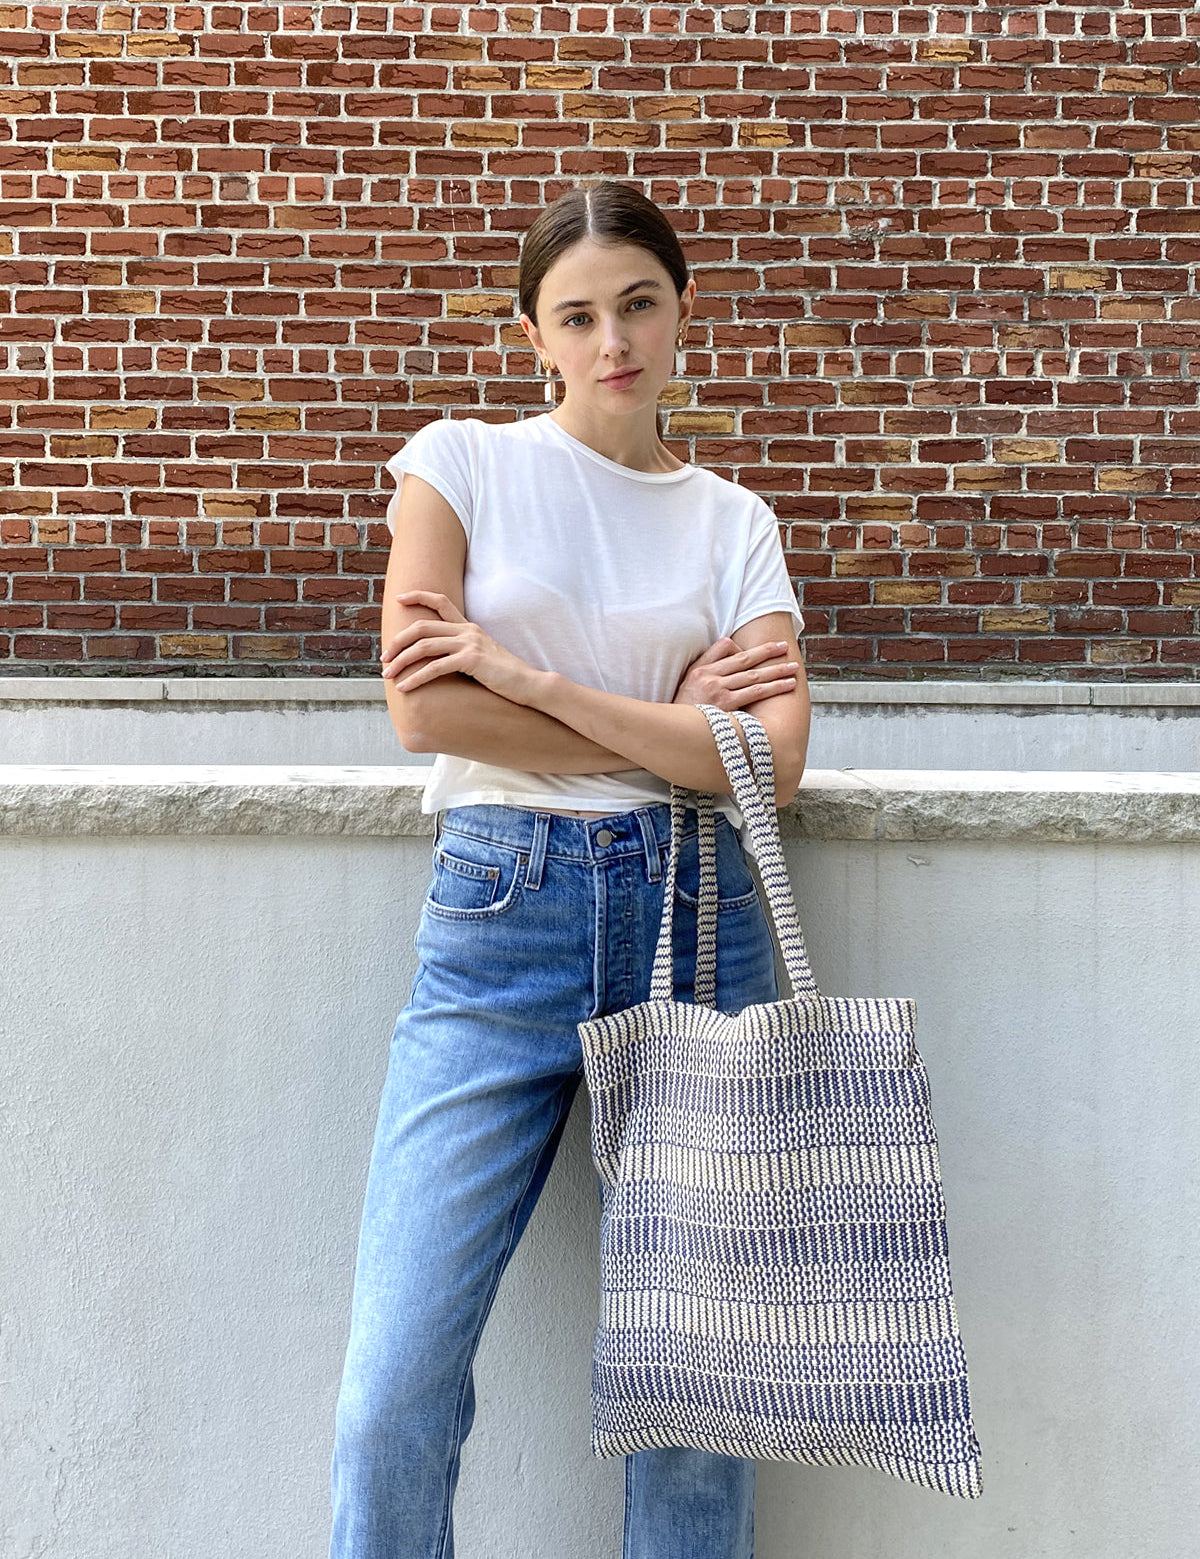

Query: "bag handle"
<box><xmin>689</xmin><ymin>721</ymin><xmax>775</xmax><ymax>1007</ymax></box>
<box><xmin>649</xmin><ymin>703</ymin><xmax>819</xmax><ymax>1003</ymax></box>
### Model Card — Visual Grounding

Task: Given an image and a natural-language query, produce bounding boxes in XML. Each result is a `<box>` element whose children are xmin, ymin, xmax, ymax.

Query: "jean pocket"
<box><xmin>671</xmin><ymin>818</ymin><xmax>761</xmax><ymax>912</ymax></box>
<box><xmin>424</xmin><ymin>833</ymin><xmax>526</xmax><ymax>920</ymax></box>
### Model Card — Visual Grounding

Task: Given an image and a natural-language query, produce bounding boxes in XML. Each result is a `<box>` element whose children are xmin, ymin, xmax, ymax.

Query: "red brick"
<box><xmin>2</xmin><ymin>15</ymin><xmax>1196</xmax><ymax>682</ymax></box>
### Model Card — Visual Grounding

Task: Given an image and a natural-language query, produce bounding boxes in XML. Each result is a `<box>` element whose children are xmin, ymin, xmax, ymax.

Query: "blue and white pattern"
<box><xmin>578</xmin><ymin>703</ymin><xmax>984</xmax><ymax>1499</ymax></box>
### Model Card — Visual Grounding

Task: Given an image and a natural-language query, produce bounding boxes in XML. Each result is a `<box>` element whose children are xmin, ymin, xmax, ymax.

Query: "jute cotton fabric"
<box><xmin>578</xmin><ymin>704</ymin><xmax>984</xmax><ymax>1500</ymax></box>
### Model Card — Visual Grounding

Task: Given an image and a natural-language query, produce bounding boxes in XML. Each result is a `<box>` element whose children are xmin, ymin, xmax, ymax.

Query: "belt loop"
<box><xmin>433</xmin><ymin>810</ymin><xmax>444</xmax><ymax>847</ymax></box>
<box><xmin>635</xmin><ymin>807</ymin><xmax>662</xmax><ymax>883</ymax></box>
<box><xmin>525</xmin><ymin>811</ymin><xmax>550</xmax><ymax>890</ymax></box>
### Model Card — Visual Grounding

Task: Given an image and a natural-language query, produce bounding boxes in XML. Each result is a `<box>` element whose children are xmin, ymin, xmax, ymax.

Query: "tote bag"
<box><xmin>578</xmin><ymin>703</ymin><xmax>983</xmax><ymax>1499</ymax></box>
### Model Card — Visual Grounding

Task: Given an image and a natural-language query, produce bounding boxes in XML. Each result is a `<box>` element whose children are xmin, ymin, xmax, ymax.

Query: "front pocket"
<box><xmin>670</xmin><ymin>822</ymin><xmax>761</xmax><ymax>912</ymax></box>
<box><xmin>424</xmin><ymin>836</ymin><xmax>525</xmax><ymax>920</ymax></box>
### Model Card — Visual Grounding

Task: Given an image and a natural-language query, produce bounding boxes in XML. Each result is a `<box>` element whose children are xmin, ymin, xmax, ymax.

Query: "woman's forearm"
<box><xmin>526</xmin><ymin>671</ymin><xmax>755</xmax><ymax>797</ymax></box>
<box><xmin>396</xmin><ymin>672</ymin><xmax>642</xmax><ymax>774</ymax></box>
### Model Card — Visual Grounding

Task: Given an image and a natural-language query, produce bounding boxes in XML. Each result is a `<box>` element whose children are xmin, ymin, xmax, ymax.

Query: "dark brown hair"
<box><xmin>518</xmin><ymin>180</ymin><xmax>690</xmax><ymax>442</ymax></box>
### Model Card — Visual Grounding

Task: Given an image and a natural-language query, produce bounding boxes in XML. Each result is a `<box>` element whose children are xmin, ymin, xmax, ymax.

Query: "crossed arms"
<box><xmin>380</xmin><ymin>474</ymin><xmax>811</xmax><ymax>806</ymax></box>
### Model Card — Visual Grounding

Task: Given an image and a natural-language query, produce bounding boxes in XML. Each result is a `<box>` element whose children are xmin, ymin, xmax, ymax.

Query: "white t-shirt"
<box><xmin>383</xmin><ymin>412</ymin><xmax>804</xmax><ymax>854</ymax></box>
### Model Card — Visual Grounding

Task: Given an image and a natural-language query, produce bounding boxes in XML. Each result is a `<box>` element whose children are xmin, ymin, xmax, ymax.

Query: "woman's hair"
<box><xmin>518</xmin><ymin>180</ymin><xmax>690</xmax><ymax>442</ymax></box>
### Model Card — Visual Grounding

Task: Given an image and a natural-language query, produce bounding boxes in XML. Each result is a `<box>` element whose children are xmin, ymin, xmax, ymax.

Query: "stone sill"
<box><xmin>2</xmin><ymin>765</ymin><xmax>1197</xmax><ymax>842</ymax></box>
<box><xmin>1</xmin><ymin>676</ymin><xmax>1199</xmax><ymax>710</ymax></box>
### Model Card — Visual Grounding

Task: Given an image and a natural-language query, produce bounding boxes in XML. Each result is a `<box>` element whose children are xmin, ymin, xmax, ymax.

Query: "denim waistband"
<box><xmin>435</xmin><ymin>802</ymin><xmax>720</xmax><ymax>891</ymax></box>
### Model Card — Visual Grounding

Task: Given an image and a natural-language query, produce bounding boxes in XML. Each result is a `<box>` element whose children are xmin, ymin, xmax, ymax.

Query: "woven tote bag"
<box><xmin>578</xmin><ymin>703</ymin><xmax>983</xmax><ymax>1499</ymax></box>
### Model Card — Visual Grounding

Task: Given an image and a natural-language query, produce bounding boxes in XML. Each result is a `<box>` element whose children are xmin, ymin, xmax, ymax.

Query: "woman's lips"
<box><xmin>601</xmin><ymin>369</ymin><xmax>641</xmax><ymax>389</ymax></box>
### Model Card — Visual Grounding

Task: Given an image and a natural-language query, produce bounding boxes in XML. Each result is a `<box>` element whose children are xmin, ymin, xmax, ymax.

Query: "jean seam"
<box><xmin>434</xmin><ymin>1076</ymin><xmax>578</xmax><ymax>1559</ymax></box>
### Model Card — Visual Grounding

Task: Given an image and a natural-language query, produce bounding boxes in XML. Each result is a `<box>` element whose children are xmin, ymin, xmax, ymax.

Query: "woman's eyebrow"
<box><xmin>550</xmin><ymin>279</ymin><xmax>664</xmax><ymax>314</ymax></box>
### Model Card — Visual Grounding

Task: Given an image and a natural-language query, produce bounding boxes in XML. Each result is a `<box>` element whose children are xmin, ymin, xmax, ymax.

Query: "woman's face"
<box><xmin>522</xmin><ymin>239</ymin><xmax>694</xmax><ymax>417</ymax></box>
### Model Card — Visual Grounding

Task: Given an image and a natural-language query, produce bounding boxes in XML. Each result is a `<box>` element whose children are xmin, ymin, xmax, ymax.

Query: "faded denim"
<box><xmin>329</xmin><ymin>801</ymin><xmax>778</xmax><ymax>1559</ymax></box>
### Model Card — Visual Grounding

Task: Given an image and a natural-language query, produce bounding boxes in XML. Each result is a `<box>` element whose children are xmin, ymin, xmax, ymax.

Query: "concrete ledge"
<box><xmin>2</xmin><ymin>676</ymin><xmax>1199</xmax><ymax>708</ymax></box>
<box><xmin>1</xmin><ymin>765</ymin><xmax>1197</xmax><ymax>842</ymax></box>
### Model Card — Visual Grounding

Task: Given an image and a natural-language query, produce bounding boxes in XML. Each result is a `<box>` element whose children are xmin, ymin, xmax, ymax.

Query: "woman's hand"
<box><xmin>382</xmin><ymin>590</ymin><xmax>543</xmax><ymax>706</ymax></box>
<box><xmin>672</xmin><ymin>637</ymin><xmax>800</xmax><ymax>710</ymax></box>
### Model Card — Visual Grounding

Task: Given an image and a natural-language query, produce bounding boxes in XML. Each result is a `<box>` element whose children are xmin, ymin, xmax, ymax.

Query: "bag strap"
<box><xmin>649</xmin><ymin>703</ymin><xmax>819</xmax><ymax>1003</ymax></box>
<box><xmin>690</xmin><ymin>728</ymin><xmax>774</xmax><ymax>1007</ymax></box>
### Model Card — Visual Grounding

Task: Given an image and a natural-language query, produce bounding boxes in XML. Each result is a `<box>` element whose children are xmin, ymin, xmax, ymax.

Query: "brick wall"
<box><xmin>1</xmin><ymin>3</ymin><xmax>1198</xmax><ymax>682</ymax></box>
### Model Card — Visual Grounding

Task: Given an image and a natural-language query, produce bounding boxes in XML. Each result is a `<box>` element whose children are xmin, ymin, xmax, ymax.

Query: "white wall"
<box><xmin>2</xmin><ymin>676</ymin><xmax>1198</xmax><ymax>770</ymax></box>
<box><xmin>2</xmin><ymin>768</ymin><xmax>1197</xmax><ymax>1559</ymax></box>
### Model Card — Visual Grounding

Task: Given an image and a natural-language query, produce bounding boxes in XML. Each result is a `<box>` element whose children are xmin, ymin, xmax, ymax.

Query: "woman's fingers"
<box><xmin>381</xmin><ymin>617</ymin><xmax>459</xmax><ymax>666</ymax></box>
<box><xmin>726</xmin><ymin>641</ymin><xmax>793</xmax><ymax>673</ymax></box>
<box><xmin>733</xmin><ymin>660</ymin><xmax>798</xmax><ymax>688</ymax></box>
<box><xmin>382</xmin><ymin>628</ymin><xmax>463</xmax><ymax>677</ymax></box>
<box><xmin>731</xmin><ymin>677</ymin><xmax>798</xmax><ymax>707</ymax></box>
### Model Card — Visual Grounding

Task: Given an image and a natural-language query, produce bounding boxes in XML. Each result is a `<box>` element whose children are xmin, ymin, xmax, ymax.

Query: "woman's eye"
<box><xmin>565</xmin><ymin>298</ymin><xmax>653</xmax><ymax>328</ymax></box>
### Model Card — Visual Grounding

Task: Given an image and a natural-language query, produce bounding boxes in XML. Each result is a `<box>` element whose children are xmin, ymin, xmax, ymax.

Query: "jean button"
<box><xmin>596</xmin><ymin>828</ymin><xmax>614</xmax><ymax>846</ymax></box>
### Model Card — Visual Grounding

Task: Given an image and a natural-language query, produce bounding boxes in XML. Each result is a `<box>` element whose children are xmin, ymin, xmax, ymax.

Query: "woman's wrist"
<box><xmin>517</xmin><ymin>670</ymin><xmax>567</xmax><ymax>717</ymax></box>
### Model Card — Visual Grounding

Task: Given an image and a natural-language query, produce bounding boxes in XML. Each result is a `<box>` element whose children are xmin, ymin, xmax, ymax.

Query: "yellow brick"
<box><xmin>57</xmin><ymin>33</ymin><xmax>124</xmax><ymax>55</ymax></box>
<box><xmin>35</xmin><ymin>518</ymin><xmax>70</xmax><ymax>543</ymax></box>
<box><xmin>274</xmin><ymin>208</ymin><xmax>341</xmax><ymax>230</ymax></box>
<box><xmin>666</xmin><ymin>412</ymin><xmax>737</xmax><ymax>435</ymax></box>
<box><xmin>981</xmin><ymin>608</ymin><xmax>1051</xmax><ymax>633</ymax></box>
<box><xmin>54</xmin><ymin>148</ymin><xmax>123</xmax><ymax>171</ymax></box>
<box><xmin>452</xmin><ymin>122</ymin><xmax>519</xmax><ymax>148</ymax></box>
<box><xmin>202</xmin><ymin>497</ymin><xmax>268</xmax><ymax>518</ymax></box>
<box><xmin>5</xmin><ymin>490</ymin><xmax>52</xmax><ymax>513</ymax></box>
<box><xmin>840</xmin><ymin>381</ymin><xmax>907</xmax><ymax>405</ymax></box>
<box><xmin>1100</xmin><ymin>298</ymin><xmax>1161</xmax><ymax>320</ymax></box>
<box><xmin>995</xmin><ymin>438</ymin><xmax>1060</xmax><ymax>462</ymax></box>
<box><xmin>161</xmin><ymin>635</ymin><xmax>228</xmax><ymax>659</ymax></box>
<box><xmin>1170</xmin><ymin>583</ymin><xmax>1200</xmax><ymax>605</ymax></box>
<box><xmin>1132</xmin><ymin>152</ymin><xmax>1196</xmax><ymax>178</ymax></box>
<box><xmin>234</xmin><ymin>407</ymin><xmax>301</xmax><ymax>430</ymax></box>
<box><xmin>198</xmin><ymin>378</ymin><xmax>264</xmax><ymax>403</ymax></box>
<box><xmin>1101</xmin><ymin>68</ymin><xmax>1167</xmax><ymax>95</ymax></box>
<box><xmin>847</xmin><ymin>497</ymin><xmax>913</xmax><ymax>522</ymax></box>
<box><xmin>412</xmin><ymin>381</ymin><xmax>466</xmax><ymax>403</ymax></box>
<box><xmin>461</xmin><ymin>65</ymin><xmax>522</xmax><ymax>89</ymax></box>
<box><xmin>1048</xmin><ymin>266</ymin><xmax>1111</xmax><ymax>291</ymax></box>
<box><xmin>1097</xmin><ymin>467</ymin><xmax>1160</xmax><ymax>493</ymax></box>
<box><xmin>739</xmin><ymin>122</ymin><xmax>792</xmax><ymax>147</ymax></box>
<box><xmin>91</xmin><ymin>408</ymin><xmax>157</xmax><ymax>430</ymax></box>
<box><xmin>447</xmin><ymin>292</ymin><xmax>511</xmax><ymax>319</ymax></box>
<box><xmin>233</xmin><ymin>636</ymin><xmax>298</xmax><ymax>660</ymax></box>
<box><xmin>785</xmin><ymin>324</ymin><xmax>851</xmax><ymax>347</ymax></box>
<box><xmin>917</xmin><ymin>38</ymin><xmax>973</xmax><ymax>62</ymax></box>
<box><xmin>524</xmin><ymin>66</ymin><xmax>590</xmax><ymax>89</ymax></box>
<box><xmin>589</xmin><ymin>123</ymin><xmax>654</xmax><ymax>148</ymax></box>
<box><xmin>635</xmin><ymin>95</ymin><xmax>703</xmax><ymax>122</ymax></box>
<box><xmin>91</xmin><ymin>290</ymin><xmax>157</xmax><ymax>314</ymax></box>
<box><xmin>875</xmin><ymin>582</ymin><xmax>941</xmax><ymax>604</ymax></box>
<box><xmin>0</xmin><ymin>91</ymin><xmax>45</xmax><ymax>113</ymax></box>
<box><xmin>50</xmin><ymin>435</ymin><xmax>118</xmax><ymax>457</ymax></box>
<box><xmin>127</xmin><ymin>33</ymin><xmax>191</xmax><ymax>56</ymax></box>
<box><xmin>952</xmin><ymin>465</ymin><xmax>1009</xmax><ymax>490</ymax></box>
<box><xmin>1090</xmin><ymin>640</ymin><xmax>1156</xmax><ymax>665</ymax></box>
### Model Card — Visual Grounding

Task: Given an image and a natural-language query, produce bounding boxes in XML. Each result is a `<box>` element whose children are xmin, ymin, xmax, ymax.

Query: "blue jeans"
<box><xmin>329</xmin><ymin>802</ymin><xmax>778</xmax><ymax>1559</ymax></box>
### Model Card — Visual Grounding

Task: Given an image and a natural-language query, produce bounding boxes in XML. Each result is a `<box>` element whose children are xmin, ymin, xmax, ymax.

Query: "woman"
<box><xmin>329</xmin><ymin>180</ymin><xmax>811</xmax><ymax>1559</ymax></box>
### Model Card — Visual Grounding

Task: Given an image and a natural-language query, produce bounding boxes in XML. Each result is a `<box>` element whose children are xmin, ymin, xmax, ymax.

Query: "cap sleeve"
<box><xmin>727</xmin><ymin>495</ymin><xmax>805</xmax><ymax>640</ymax></box>
<box><xmin>383</xmin><ymin>419</ymin><xmax>474</xmax><ymax>541</ymax></box>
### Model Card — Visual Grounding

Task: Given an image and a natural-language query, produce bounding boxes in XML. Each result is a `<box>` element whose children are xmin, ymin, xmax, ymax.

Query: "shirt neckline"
<box><xmin>538</xmin><ymin>413</ymin><xmax>695</xmax><ymax>484</ymax></box>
